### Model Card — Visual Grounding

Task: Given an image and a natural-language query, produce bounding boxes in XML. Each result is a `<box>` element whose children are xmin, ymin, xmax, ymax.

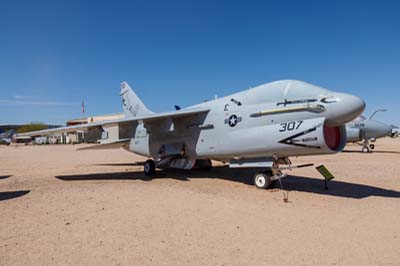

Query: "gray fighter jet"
<box><xmin>346</xmin><ymin>110</ymin><xmax>397</xmax><ymax>153</ymax></box>
<box><xmin>18</xmin><ymin>80</ymin><xmax>365</xmax><ymax>188</ymax></box>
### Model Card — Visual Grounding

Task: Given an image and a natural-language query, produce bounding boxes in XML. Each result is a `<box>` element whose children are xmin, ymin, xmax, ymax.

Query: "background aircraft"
<box><xmin>390</xmin><ymin>126</ymin><xmax>399</xmax><ymax>138</ymax></box>
<box><xmin>0</xmin><ymin>129</ymin><xmax>15</xmax><ymax>145</ymax></box>
<box><xmin>346</xmin><ymin>109</ymin><xmax>397</xmax><ymax>152</ymax></box>
<box><xmin>19</xmin><ymin>80</ymin><xmax>365</xmax><ymax>188</ymax></box>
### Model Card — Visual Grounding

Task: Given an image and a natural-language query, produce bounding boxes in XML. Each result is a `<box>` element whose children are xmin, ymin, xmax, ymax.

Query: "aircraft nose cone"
<box><xmin>382</xmin><ymin>123</ymin><xmax>393</xmax><ymax>136</ymax></box>
<box><xmin>364</xmin><ymin>120</ymin><xmax>393</xmax><ymax>139</ymax></box>
<box><xmin>343</xmin><ymin>93</ymin><xmax>366</xmax><ymax>121</ymax></box>
<box><xmin>325</xmin><ymin>93</ymin><xmax>366</xmax><ymax>126</ymax></box>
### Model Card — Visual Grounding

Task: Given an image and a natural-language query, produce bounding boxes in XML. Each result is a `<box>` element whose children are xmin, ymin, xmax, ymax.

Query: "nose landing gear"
<box><xmin>254</xmin><ymin>169</ymin><xmax>287</xmax><ymax>189</ymax></box>
<box><xmin>362</xmin><ymin>146</ymin><xmax>370</xmax><ymax>153</ymax></box>
<box><xmin>254</xmin><ymin>171</ymin><xmax>274</xmax><ymax>189</ymax></box>
<box><xmin>360</xmin><ymin>138</ymin><xmax>375</xmax><ymax>153</ymax></box>
<box><xmin>370</xmin><ymin>144</ymin><xmax>375</xmax><ymax>150</ymax></box>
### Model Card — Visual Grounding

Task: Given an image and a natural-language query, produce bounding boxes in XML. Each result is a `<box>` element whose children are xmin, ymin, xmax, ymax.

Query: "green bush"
<box><xmin>17</xmin><ymin>124</ymin><xmax>49</xmax><ymax>133</ymax></box>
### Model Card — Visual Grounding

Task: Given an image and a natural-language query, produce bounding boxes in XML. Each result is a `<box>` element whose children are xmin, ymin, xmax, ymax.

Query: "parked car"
<box><xmin>35</xmin><ymin>137</ymin><xmax>48</xmax><ymax>145</ymax></box>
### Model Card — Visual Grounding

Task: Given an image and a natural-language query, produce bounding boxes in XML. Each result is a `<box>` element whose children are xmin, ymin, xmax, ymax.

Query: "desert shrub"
<box><xmin>16</xmin><ymin>124</ymin><xmax>48</xmax><ymax>133</ymax></box>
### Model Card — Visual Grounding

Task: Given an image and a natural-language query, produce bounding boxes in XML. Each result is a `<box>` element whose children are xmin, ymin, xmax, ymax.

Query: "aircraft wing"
<box><xmin>17</xmin><ymin>108</ymin><xmax>210</xmax><ymax>137</ymax></box>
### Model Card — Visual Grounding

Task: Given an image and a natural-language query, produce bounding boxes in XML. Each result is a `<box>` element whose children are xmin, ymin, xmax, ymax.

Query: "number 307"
<box><xmin>279</xmin><ymin>121</ymin><xmax>303</xmax><ymax>132</ymax></box>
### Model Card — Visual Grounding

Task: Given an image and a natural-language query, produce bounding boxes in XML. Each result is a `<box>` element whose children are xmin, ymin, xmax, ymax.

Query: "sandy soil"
<box><xmin>1</xmin><ymin>138</ymin><xmax>400</xmax><ymax>266</ymax></box>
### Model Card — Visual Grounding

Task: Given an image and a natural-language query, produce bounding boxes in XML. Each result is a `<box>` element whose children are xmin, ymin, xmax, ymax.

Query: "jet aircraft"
<box><xmin>19</xmin><ymin>80</ymin><xmax>365</xmax><ymax>188</ymax></box>
<box><xmin>346</xmin><ymin>110</ymin><xmax>397</xmax><ymax>153</ymax></box>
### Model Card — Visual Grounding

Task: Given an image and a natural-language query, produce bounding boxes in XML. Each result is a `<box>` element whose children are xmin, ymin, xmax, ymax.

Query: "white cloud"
<box><xmin>13</xmin><ymin>95</ymin><xmax>32</xmax><ymax>100</ymax></box>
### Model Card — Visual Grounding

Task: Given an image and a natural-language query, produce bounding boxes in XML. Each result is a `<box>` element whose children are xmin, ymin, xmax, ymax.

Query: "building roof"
<box><xmin>67</xmin><ymin>113</ymin><xmax>124</xmax><ymax>125</ymax></box>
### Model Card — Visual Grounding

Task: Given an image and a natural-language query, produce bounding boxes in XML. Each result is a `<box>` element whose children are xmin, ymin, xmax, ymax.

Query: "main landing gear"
<box><xmin>144</xmin><ymin>159</ymin><xmax>156</xmax><ymax>176</ymax></box>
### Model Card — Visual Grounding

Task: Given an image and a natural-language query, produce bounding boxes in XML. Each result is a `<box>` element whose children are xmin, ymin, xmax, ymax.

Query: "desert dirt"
<box><xmin>1</xmin><ymin>138</ymin><xmax>400</xmax><ymax>266</ymax></box>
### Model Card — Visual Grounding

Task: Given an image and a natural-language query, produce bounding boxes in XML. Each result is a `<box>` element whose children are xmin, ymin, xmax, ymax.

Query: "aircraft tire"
<box><xmin>195</xmin><ymin>159</ymin><xmax>213</xmax><ymax>171</ymax></box>
<box><xmin>254</xmin><ymin>171</ymin><xmax>274</xmax><ymax>189</ymax></box>
<box><xmin>362</xmin><ymin>147</ymin><xmax>370</xmax><ymax>153</ymax></box>
<box><xmin>370</xmin><ymin>144</ymin><xmax>375</xmax><ymax>150</ymax></box>
<box><xmin>144</xmin><ymin>159</ymin><xmax>156</xmax><ymax>176</ymax></box>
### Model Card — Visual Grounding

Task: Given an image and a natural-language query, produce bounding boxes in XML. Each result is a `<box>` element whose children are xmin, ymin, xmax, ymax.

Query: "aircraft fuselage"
<box><xmin>129</xmin><ymin>80</ymin><xmax>365</xmax><ymax>162</ymax></box>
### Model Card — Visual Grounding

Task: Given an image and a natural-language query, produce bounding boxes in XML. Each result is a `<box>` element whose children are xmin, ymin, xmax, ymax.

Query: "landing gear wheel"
<box><xmin>254</xmin><ymin>171</ymin><xmax>274</xmax><ymax>189</ymax></box>
<box><xmin>144</xmin><ymin>159</ymin><xmax>156</xmax><ymax>176</ymax></box>
<box><xmin>195</xmin><ymin>159</ymin><xmax>213</xmax><ymax>171</ymax></box>
<box><xmin>362</xmin><ymin>147</ymin><xmax>370</xmax><ymax>153</ymax></box>
<box><xmin>370</xmin><ymin>144</ymin><xmax>375</xmax><ymax>150</ymax></box>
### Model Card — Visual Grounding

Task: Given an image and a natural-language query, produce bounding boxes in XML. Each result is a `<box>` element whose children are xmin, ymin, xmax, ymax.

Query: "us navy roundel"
<box><xmin>225</xmin><ymin>114</ymin><xmax>242</xmax><ymax>127</ymax></box>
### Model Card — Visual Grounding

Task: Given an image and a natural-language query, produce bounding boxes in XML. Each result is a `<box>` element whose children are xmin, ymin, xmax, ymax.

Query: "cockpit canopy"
<box><xmin>240</xmin><ymin>80</ymin><xmax>331</xmax><ymax>104</ymax></box>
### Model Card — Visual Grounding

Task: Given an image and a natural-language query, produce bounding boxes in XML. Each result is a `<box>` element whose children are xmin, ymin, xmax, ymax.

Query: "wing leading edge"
<box><xmin>17</xmin><ymin>108</ymin><xmax>210</xmax><ymax>137</ymax></box>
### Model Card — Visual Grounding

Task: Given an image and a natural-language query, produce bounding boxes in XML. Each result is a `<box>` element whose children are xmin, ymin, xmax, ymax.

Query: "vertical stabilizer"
<box><xmin>120</xmin><ymin>81</ymin><xmax>153</xmax><ymax>117</ymax></box>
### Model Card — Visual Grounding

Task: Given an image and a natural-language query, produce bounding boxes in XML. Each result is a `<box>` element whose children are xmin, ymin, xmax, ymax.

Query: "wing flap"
<box><xmin>77</xmin><ymin>138</ymin><xmax>131</xmax><ymax>151</ymax></box>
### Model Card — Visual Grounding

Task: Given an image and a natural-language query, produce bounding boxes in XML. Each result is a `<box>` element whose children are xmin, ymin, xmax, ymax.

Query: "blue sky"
<box><xmin>0</xmin><ymin>0</ymin><xmax>399</xmax><ymax>125</ymax></box>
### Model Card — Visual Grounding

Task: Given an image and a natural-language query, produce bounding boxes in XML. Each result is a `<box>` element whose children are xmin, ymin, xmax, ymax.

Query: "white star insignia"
<box><xmin>229</xmin><ymin>116</ymin><xmax>237</xmax><ymax>126</ymax></box>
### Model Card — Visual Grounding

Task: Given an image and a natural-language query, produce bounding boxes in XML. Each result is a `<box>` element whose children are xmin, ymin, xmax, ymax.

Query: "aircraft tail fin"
<box><xmin>120</xmin><ymin>81</ymin><xmax>153</xmax><ymax>117</ymax></box>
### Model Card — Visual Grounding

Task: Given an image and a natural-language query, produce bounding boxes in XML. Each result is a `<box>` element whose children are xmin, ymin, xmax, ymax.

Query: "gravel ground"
<box><xmin>1</xmin><ymin>138</ymin><xmax>400</xmax><ymax>266</ymax></box>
